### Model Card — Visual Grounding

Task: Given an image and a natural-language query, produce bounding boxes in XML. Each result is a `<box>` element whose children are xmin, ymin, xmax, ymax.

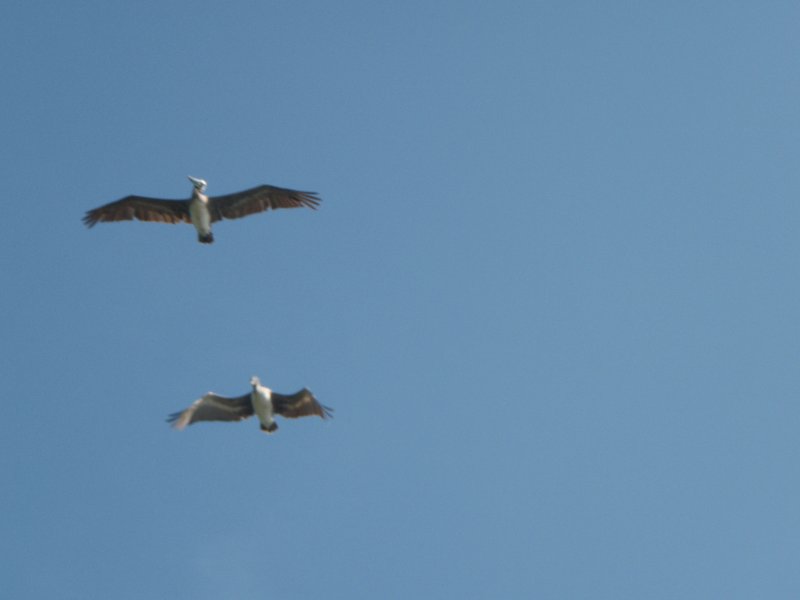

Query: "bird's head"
<box><xmin>187</xmin><ymin>176</ymin><xmax>208</xmax><ymax>192</ymax></box>
<box><xmin>250</xmin><ymin>376</ymin><xmax>261</xmax><ymax>388</ymax></box>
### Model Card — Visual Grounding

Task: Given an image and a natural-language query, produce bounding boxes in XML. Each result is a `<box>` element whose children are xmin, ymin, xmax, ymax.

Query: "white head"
<box><xmin>250</xmin><ymin>375</ymin><xmax>261</xmax><ymax>387</ymax></box>
<box><xmin>187</xmin><ymin>176</ymin><xmax>207</xmax><ymax>192</ymax></box>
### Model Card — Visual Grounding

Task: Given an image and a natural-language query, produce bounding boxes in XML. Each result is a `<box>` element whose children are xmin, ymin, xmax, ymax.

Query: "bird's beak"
<box><xmin>187</xmin><ymin>176</ymin><xmax>206</xmax><ymax>189</ymax></box>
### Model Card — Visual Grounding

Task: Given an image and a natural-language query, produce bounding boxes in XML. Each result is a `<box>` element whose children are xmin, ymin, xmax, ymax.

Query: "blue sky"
<box><xmin>2</xmin><ymin>1</ymin><xmax>800</xmax><ymax>598</ymax></box>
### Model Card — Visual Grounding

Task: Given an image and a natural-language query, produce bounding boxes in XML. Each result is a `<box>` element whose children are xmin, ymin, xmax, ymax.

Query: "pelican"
<box><xmin>83</xmin><ymin>176</ymin><xmax>321</xmax><ymax>243</ymax></box>
<box><xmin>167</xmin><ymin>376</ymin><xmax>333</xmax><ymax>434</ymax></box>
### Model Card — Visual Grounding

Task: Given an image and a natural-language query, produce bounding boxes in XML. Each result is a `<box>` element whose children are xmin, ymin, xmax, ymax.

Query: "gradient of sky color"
<box><xmin>2</xmin><ymin>2</ymin><xmax>800</xmax><ymax>598</ymax></box>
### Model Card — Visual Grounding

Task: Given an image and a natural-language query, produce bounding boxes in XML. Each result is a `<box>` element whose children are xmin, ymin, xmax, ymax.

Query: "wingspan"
<box><xmin>271</xmin><ymin>388</ymin><xmax>333</xmax><ymax>420</ymax></box>
<box><xmin>83</xmin><ymin>196</ymin><xmax>191</xmax><ymax>228</ymax></box>
<box><xmin>167</xmin><ymin>392</ymin><xmax>254</xmax><ymax>430</ymax></box>
<box><xmin>209</xmin><ymin>185</ymin><xmax>321</xmax><ymax>222</ymax></box>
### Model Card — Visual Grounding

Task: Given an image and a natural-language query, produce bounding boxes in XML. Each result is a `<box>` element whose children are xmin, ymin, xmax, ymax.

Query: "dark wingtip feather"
<box><xmin>302</xmin><ymin>388</ymin><xmax>333</xmax><ymax>418</ymax></box>
<box><xmin>82</xmin><ymin>211</ymin><xmax>98</xmax><ymax>228</ymax></box>
<box><xmin>299</xmin><ymin>191</ymin><xmax>322</xmax><ymax>210</ymax></box>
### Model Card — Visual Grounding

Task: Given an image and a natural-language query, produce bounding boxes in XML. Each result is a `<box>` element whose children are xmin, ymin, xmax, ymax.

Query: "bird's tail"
<box><xmin>198</xmin><ymin>232</ymin><xmax>214</xmax><ymax>244</ymax></box>
<box><xmin>260</xmin><ymin>422</ymin><xmax>279</xmax><ymax>434</ymax></box>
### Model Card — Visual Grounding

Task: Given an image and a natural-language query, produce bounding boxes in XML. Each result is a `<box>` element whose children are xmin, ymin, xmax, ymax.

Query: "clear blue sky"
<box><xmin>2</xmin><ymin>1</ymin><xmax>800</xmax><ymax>598</ymax></box>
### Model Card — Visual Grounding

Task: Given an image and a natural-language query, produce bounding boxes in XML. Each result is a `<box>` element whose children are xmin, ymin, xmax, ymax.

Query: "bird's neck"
<box><xmin>254</xmin><ymin>385</ymin><xmax>271</xmax><ymax>397</ymax></box>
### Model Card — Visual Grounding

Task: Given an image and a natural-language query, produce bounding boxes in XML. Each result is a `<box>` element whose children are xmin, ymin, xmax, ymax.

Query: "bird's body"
<box><xmin>167</xmin><ymin>376</ymin><xmax>332</xmax><ymax>434</ymax></box>
<box><xmin>250</xmin><ymin>377</ymin><xmax>278</xmax><ymax>433</ymax></box>
<box><xmin>187</xmin><ymin>181</ymin><xmax>214</xmax><ymax>243</ymax></box>
<box><xmin>84</xmin><ymin>176</ymin><xmax>320</xmax><ymax>243</ymax></box>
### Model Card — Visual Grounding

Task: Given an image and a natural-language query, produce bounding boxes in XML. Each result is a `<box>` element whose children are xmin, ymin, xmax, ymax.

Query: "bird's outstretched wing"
<box><xmin>209</xmin><ymin>185</ymin><xmax>321</xmax><ymax>222</ymax></box>
<box><xmin>271</xmin><ymin>388</ymin><xmax>333</xmax><ymax>419</ymax></box>
<box><xmin>167</xmin><ymin>392</ymin><xmax>254</xmax><ymax>430</ymax></box>
<box><xmin>83</xmin><ymin>196</ymin><xmax>192</xmax><ymax>228</ymax></box>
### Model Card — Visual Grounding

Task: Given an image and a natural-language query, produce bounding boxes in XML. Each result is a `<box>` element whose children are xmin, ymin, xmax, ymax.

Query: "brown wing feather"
<box><xmin>83</xmin><ymin>196</ymin><xmax>191</xmax><ymax>228</ymax></box>
<box><xmin>209</xmin><ymin>185</ymin><xmax>321</xmax><ymax>222</ymax></box>
<box><xmin>271</xmin><ymin>388</ymin><xmax>333</xmax><ymax>419</ymax></box>
<box><xmin>167</xmin><ymin>392</ymin><xmax>254</xmax><ymax>430</ymax></box>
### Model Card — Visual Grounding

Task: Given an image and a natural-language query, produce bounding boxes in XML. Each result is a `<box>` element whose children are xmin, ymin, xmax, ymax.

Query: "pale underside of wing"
<box><xmin>83</xmin><ymin>196</ymin><xmax>191</xmax><ymax>228</ymax></box>
<box><xmin>167</xmin><ymin>392</ymin><xmax>254</xmax><ymax>430</ymax></box>
<box><xmin>209</xmin><ymin>185</ymin><xmax>321</xmax><ymax>222</ymax></box>
<box><xmin>271</xmin><ymin>388</ymin><xmax>333</xmax><ymax>420</ymax></box>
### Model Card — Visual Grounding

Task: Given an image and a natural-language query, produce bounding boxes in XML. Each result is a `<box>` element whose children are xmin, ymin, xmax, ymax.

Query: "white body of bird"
<box><xmin>187</xmin><ymin>176</ymin><xmax>213</xmax><ymax>243</ymax></box>
<box><xmin>250</xmin><ymin>377</ymin><xmax>277</xmax><ymax>433</ymax></box>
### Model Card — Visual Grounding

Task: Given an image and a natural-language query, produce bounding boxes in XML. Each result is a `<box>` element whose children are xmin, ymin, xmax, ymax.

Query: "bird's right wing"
<box><xmin>167</xmin><ymin>393</ymin><xmax>254</xmax><ymax>430</ymax></box>
<box><xmin>271</xmin><ymin>388</ymin><xmax>333</xmax><ymax>420</ymax></box>
<box><xmin>209</xmin><ymin>185</ymin><xmax>321</xmax><ymax>222</ymax></box>
<box><xmin>83</xmin><ymin>196</ymin><xmax>191</xmax><ymax>227</ymax></box>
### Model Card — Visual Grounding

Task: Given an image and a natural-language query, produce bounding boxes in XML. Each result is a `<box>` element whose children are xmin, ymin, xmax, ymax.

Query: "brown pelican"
<box><xmin>167</xmin><ymin>376</ymin><xmax>333</xmax><ymax>433</ymax></box>
<box><xmin>83</xmin><ymin>176</ymin><xmax>320</xmax><ymax>243</ymax></box>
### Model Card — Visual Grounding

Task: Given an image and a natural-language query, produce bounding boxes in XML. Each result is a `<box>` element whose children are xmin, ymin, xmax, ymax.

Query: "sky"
<box><xmin>2</xmin><ymin>1</ymin><xmax>800</xmax><ymax>598</ymax></box>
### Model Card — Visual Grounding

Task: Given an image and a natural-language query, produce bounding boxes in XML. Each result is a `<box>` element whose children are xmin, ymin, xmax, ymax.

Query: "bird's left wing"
<box><xmin>167</xmin><ymin>392</ymin><xmax>254</xmax><ymax>430</ymax></box>
<box><xmin>271</xmin><ymin>388</ymin><xmax>333</xmax><ymax>419</ymax></box>
<box><xmin>83</xmin><ymin>196</ymin><xmax>191</xmax><ymax>227</ymax></box>
<box><xmin>209</xmin><ymin>185</ymin><xmax>321</xmax><ymax>222</ymax></box>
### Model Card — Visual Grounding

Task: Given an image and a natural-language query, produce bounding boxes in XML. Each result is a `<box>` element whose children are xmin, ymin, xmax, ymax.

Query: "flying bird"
<box><xmin>83</xmin><ymin>176</ymin><xmax>321</xmax><ymax>243</ymax></box>
<box><xmin>167</xmin><ymin>376</ymin><xmax>333</xmax><ymax>434</ymax></box>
